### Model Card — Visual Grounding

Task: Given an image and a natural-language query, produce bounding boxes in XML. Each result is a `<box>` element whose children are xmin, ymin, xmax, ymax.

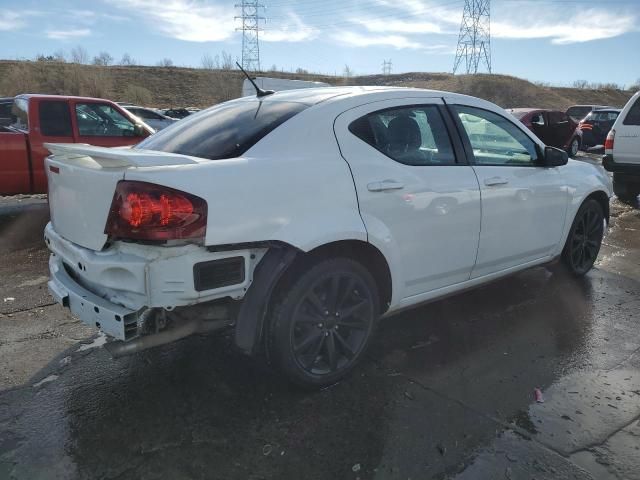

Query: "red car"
<box><xmin>508</xmin><ymin>108</ymin><xmax>583</xmax><ymax>157</ymax></box>
<box><xmin>0</xmin><ymin>94</ymin><xmax>153</xmax><ymax>195</ymax></box>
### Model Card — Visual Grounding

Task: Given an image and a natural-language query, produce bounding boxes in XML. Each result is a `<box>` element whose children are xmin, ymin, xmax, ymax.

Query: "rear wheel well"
<box><xmin>273</xmin><ymin>240</ymin><xmax>392</xmax><ymax>314</ymax></box>
<box><xmin>585</xmin><ymin>190</ymin><xmax>610</xmax><ymax>224</ymax></box>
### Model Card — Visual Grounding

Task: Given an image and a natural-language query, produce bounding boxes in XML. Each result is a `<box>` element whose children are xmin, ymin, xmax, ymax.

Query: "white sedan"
<box><xmin>44</xmin><ymin>87</ymin><xmax>612</xmax><ymax>387</ymax></box>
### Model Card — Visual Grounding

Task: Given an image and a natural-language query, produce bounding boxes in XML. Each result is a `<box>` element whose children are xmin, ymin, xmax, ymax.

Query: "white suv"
<box><xmin>604</xmin><ymin>90</ymin><xmax>640</xmax><ymax>201</ymax></box>
<box><xmin>44</xmin><ymin>87</ymin><xmax>611</xmax><ymax>387</ymax></box>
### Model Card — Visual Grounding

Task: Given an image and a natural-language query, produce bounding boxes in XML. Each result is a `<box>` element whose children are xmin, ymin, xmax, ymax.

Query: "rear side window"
<box><xmin>136</xmin><ymin>100</ymin><xmax>309</xmax><ymax>160</ymax></box>
<box><xmin>566</xmin><ymin>106</ymin><xmax>592</xmax><ymax>121</ymax></box>
<box><xmin>39</xmin><ymin>101</ymin><xmax>72</xmax><ymax>137</ymax></box>
<box><xmin>548</xmin><ymin>112</ymin><xmax>569</xmax><ymax>125</ymax></box>
<box><xmin>348</xmin><ymin>105</ymin><xmax>456</xmax><ymax>166</ymax></box>
<box><xmin>624</xmin><ymin>99</ymin><xmax>640</xmax><ymax>126</ymax></box>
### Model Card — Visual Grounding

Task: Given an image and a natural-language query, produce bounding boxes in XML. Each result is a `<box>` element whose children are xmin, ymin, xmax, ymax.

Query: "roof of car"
<box><xmin>236</xmin><ymin>85</ymin><xmax>487</xmax><ymax>107</ymax></box>
<box><xmin>588</xmin><ymin>108</ymin><xmax>621</xmax><ymax>113</ymax></box>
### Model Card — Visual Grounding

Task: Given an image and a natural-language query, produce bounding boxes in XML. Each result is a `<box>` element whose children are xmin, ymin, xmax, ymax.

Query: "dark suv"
<box><xmin>579</xmin><ymin>109</ymin><xmax>621</xmax><ymax>149</ymax></box>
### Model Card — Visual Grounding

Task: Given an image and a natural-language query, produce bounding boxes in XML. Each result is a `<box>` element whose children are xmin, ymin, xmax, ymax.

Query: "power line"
<box><xmin>235</xmin><ymin>1</ymin><xmax>265</xmax><ymax>72</ymax></box>
<box><xmin>453</xmin><ymin>0</ymin><xmax>491</xmax><ymax>74</ymax></box>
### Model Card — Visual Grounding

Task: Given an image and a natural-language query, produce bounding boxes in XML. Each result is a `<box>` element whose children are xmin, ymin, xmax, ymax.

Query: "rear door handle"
<box><xmin>367</xmin><ymin>180</ymin><xmax>405</xmax><ymax>192</ymax></box>
<box><xmin>484</xmin><ymin>177</ymin><xmax>509</xmax><ymax>187</ymax></box>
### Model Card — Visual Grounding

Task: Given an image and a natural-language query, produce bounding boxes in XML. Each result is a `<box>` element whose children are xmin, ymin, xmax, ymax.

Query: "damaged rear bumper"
<box><xmin>45</xmin><ymin>222</ymin><xmax>266</xmax><ymax>342</ymax></box>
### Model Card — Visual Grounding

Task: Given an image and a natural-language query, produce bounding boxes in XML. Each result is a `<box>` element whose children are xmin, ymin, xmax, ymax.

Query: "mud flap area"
<box><xmin>234</xmin><ymin>247</ymin><xmax>298</xmax><ymax>355</ymax></box>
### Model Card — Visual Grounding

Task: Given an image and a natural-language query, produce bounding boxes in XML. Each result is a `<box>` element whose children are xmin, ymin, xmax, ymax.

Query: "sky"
<box><xmin>0</xmin><ymin>0</ymin><xmax>639</xmax><ymax>86</ymax></box>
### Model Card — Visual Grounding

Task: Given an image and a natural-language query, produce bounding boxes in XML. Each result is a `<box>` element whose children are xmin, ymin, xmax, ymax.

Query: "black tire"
<box><xmin>562</xmin><ymin>199</ymin><xmax>605</xmax><ymax>276</ymax></box>
<box><xmin>567</xmin><ymin>137</ymin><xmax>580</xmax><ymax>157</ymax></box>
<box><xmin>267</xmin><ymin>257</ymin><xmax>380</xmax><ymax>389</ymax></box>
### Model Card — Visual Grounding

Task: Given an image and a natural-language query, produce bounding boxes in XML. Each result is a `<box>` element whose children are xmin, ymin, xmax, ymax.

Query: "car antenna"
<box><xmin>236</xmin><ymin>62</ymin><xmax>275</xmax><ymax>98</ymax></box>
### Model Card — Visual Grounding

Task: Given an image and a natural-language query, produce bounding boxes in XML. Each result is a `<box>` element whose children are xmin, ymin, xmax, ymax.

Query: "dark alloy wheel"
<box><xmin>562</xmin><ymin>199</ymin><xmax>605</xmax><ymax>276</ymax></box>
<box><xmin>268</xmin><ymin>258</ymin><xmax>379</xmax><ymax>388</ymax></box>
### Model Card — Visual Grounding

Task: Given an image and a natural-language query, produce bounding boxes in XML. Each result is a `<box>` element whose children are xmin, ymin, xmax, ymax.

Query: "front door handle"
<box><xmin>367</xmin><ymin>180</ymin><xmax>405</xmax><ymax>192</ymax></box>
<box><xmin>484</xmin><ymin>177</ymin><xmax>509</xmax><ymax>187</ymax></box>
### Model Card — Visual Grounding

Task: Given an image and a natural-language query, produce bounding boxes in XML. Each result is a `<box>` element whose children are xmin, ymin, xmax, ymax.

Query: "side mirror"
<box><xmin>542</xmin><ymin>146</ymin><xmax>568</xmax><ymax>167</ymax></box>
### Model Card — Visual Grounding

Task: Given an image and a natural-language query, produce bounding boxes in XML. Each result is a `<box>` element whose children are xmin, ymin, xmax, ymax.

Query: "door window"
<box><xmin>623</xmin><ymin>99</ymin><xmax>640</xmax><ymax>126</ymax></box>
<box><xmin>349</xmin><ymin>105</ymin><xmax>456</xmax><ymax>166</ymax></box>
<box><xmin>453</xmin><ymin>105</ymin><xmax>539</xmax><ymax>166</ymax></box>
<box><xmin>75</xmin><ymin>103</ymin><xmax>136</xmax><ymax>137</ymax></box>
<box><xmin>39</xmin><ymin>101</ymin><xmax>72</xmax><ymax>137</ymax></box>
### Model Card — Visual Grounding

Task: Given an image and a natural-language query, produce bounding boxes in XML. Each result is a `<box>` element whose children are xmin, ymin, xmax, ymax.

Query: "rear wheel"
<box><xmin>567</xmin><ymin>137</ymin><xmax>580</xmax><ymax>157</ymax></box>
<box><xmin>562</xmin><ymin>199</ymin><xmax>604</xmax><ymax>276</ymax></box>
<box><xmin>267</xmin><ymin>258</ymin><xmax>379</xmax><ymax>388</ymax></box>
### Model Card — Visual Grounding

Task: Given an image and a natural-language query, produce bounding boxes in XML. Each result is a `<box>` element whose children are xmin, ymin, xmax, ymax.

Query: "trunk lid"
<box><xmin>44</xmin><ymin>143</ymin><xmax>200</xmax><ymax>250</ymax></box>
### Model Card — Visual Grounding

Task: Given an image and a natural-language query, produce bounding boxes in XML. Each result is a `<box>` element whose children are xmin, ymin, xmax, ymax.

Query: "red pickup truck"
<box><xmin>0</xmin><ymin>94</ymin><xmax>154</xmax><ymax>195</ymax></box>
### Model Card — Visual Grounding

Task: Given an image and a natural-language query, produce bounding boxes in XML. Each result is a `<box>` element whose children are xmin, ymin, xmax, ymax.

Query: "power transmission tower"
<box><xmin>235</xmin><ymin>1</ymin><xmax>265</xmax><ymax>72</ymax></box>
<box><xmin>453</xmin><ymin>0</ymin><xmax>491</xmax><ymax>74</ymax></box>
<box><xmin>382</xmin><ymin>59</ymin><xmax>392</xmax><ymax>75</ymax></box>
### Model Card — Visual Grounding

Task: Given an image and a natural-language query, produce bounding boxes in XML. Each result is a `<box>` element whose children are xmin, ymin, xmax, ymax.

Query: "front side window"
<box><xmin>39</xmin><ymin>101</ymin><xmax>72</xmax><ymax>137</ymax></box>
<box><xmin>349</xmin><ymin>105</ymin><xmax>456</xmax><ymax>166</ymax></box>
<box><xmin>624</xmin><ymin>99</ymin><xmax>640</xmax><ymax>126</ymax></box>
<box><xmin>136</xmin><ymin>100</ymin><xmax>309</xmax><ymax>160</ymax></box>
<box><xmin>75</xmin><ymin>103</ymin><xmax>136</xmax><ymax>137</ymax></box>
<box><xmin>453</xmin><ymin>105</ymin><xmax>539</xmax><ymax>166</ymax></box>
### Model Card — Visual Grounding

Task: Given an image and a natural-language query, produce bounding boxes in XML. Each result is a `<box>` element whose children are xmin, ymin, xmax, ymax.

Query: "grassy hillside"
<box><xmin>0</xmin><ymin>60</ymin><xmax>634</xmax><ymax>111</ymax></box>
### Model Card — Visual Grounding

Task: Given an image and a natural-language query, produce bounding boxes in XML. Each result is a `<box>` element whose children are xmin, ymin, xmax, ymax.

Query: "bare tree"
<box><xmin>70</xmin><ymin>46</ymin><xmax>89</xmax><ymax>64</ymax></box>
<box><xmin>630</xmin><ymin>79</ymin><xmax>640</xmax><ymax>91</ymax></box>
<box><xmin>295</xmin><ymin>67</ymin><xmax>309</xmax><ymax>74</ymax></box>
<box><xmin>572</xmin><ymin>80</ymin><xmax>589</xmax><ymax>89</ymax></box>
<box><xmin>157</xmin><ymin>58</ymin><xmax>174</xmax><ymax>67</ymax></box>
<box><xmin>119</xmin><ymin>53</ymin><xmax>136</xmax><ymax>66</ymax></box>
<box><xmin>220</xmin><ymin>51</ymin><xmax>234</xmax><ymax>70</ymax></box>
<box><xmin>343</xmin><ymin>64</ymin><xmax>353</xmax><ymax>78</ymax></box>
<box><xmin>201</xmin><ymin>53</ymin><xmax>220</xmax><ymax>70</ymax></box>
<box><xmin>93</xmin><ymin>51</ymin><xmax>114</xmax><ymax>66</ymax></box>
<box><xmin>53</xmin><ymin>49</ymin><xmax>66</xmax><ymax>62</ymax></box>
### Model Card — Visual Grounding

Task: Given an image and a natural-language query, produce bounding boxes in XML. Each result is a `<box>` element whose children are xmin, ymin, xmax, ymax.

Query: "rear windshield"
<box><xmin>135</xmin><ymin>100</ymin><xmax>309</xmax><ymax>160</ymax></box>
<box><xmin>584</xmin><ymin>111</ymin><xmax>619</xmax><ymax>122</ymax></box>
<box><xmin>566</xmin><ymin>106</ymin><xmax>592</xmax><ymax>121</ymax></box>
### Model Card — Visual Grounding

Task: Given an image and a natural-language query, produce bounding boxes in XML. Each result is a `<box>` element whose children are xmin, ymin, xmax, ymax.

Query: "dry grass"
<box><xmin>0</xmin><ymin>60</ymin><xmax>633</xmax><ymax>110</ymax></box>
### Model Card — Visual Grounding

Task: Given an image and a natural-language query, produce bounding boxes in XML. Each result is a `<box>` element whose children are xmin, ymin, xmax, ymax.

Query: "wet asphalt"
<box><xmin>1</xmin><ymin>191</ymin><xmax>639</xmax><ymax>480</ymax></box>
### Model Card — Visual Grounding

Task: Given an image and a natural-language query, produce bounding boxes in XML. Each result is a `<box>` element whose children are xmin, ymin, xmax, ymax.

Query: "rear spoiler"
<box><xmin>44</xmin><ymin>143</ymin><xmax>201</xmax><ymax>168</ymax></box>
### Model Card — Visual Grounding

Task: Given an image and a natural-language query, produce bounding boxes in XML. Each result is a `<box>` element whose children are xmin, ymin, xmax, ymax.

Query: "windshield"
<box><xmin>509</xmin><ymin>111</ymin><xmax>529</xmax><ymax>120</ymax></box>
<box><xmin>135</xmin><ymin>100</ymin><xmax>309</xmax><ymax>160</ymax></box>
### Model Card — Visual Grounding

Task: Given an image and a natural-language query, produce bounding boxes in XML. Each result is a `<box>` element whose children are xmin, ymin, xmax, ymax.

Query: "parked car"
<box><xmin>0</xmin><ymin>97</ymin><xmax>14</xmax><ymax>127</ymax></box>
<box><xmin>120</xmin><ymin>105</ymin><xmax>177</xmax><ymax>130</ymax></box>
<box><xmin>508</xmin><ymin>108</ymin><xmax>582</xmax><ymax>156</ymax></box>
<box><xmin>44</xmin><ymin>87</ymin><xmax>612</xmax><ymax>388</ymax></box>
<box><xmin>0</xmin><ymin>94</ymin><xmax>153</xmax><ymax>195</ymax></box>
<box><xmin>566</xmin><ymin>105</ymin><xmax>613</xmax><ymax>123</ymax></box>
<box><xmin>603</xmin><ymin>91</ymin><xmax>640</xmax><ymax>202</ymax></box>
<box><xmin>162</xmin><ymin>108</ymin><xmax>200</xmax><ymax>119</ymax></box>
<box><xmin>578</xmin><ymin>108</ymin><xmax>621</xmax><ymax>149</ymax></box>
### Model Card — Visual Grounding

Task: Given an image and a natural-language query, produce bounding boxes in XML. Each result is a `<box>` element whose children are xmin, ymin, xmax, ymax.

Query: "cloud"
<box><xmin>107</xmin><ymin>0</ymin><xmax>236</xmax><ymax>42</ymax></box>
<box><xmin>262</xmin><ymin>12</ymin><xmax>318</xmax><ymax>42</ymax></box>
<box><xmin>493</xmin><ymin>10</ymin><xmax>637</xmax><ymax>44</ymax></box>
<box><xmin>0</xmin><ymin>10</ymin><xmax>43</xmax><ymax>31</ymax></box>
<box><xmin>332</xmin><ymin>31</ymin><xmax>425</xmax><ymax>49</ymax></box>
<box><xmin>350</xmin><ymin>18</ymin><xmax>443</xmax><ymax>35</ymax></box>
<box><xmin>46</xmin><ymin>29</ymin><xmax>92</xmax><ymax>40</ymax></box>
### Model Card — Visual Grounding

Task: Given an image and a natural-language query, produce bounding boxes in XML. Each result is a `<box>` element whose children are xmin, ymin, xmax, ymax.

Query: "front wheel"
<box><xmin>562</xmin><ymin>199</ymin><xmax>605</xmax><ymax>276</ymax></box>
<box><xmin>267</xmin><ymin>258</ymin><xmax>380</xmax><ymax>388</ymax></box>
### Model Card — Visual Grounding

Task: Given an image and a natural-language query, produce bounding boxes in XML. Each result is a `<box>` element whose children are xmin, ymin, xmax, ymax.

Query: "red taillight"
<box><xmin>105</xmin><ymin>181</ymin><xmax>207</xmax><ymax>242</ymax></box>
<box><xmin>605</xmin><ymin>129</ymin><xmax>615</xmax><ymax>151</ymax></box>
